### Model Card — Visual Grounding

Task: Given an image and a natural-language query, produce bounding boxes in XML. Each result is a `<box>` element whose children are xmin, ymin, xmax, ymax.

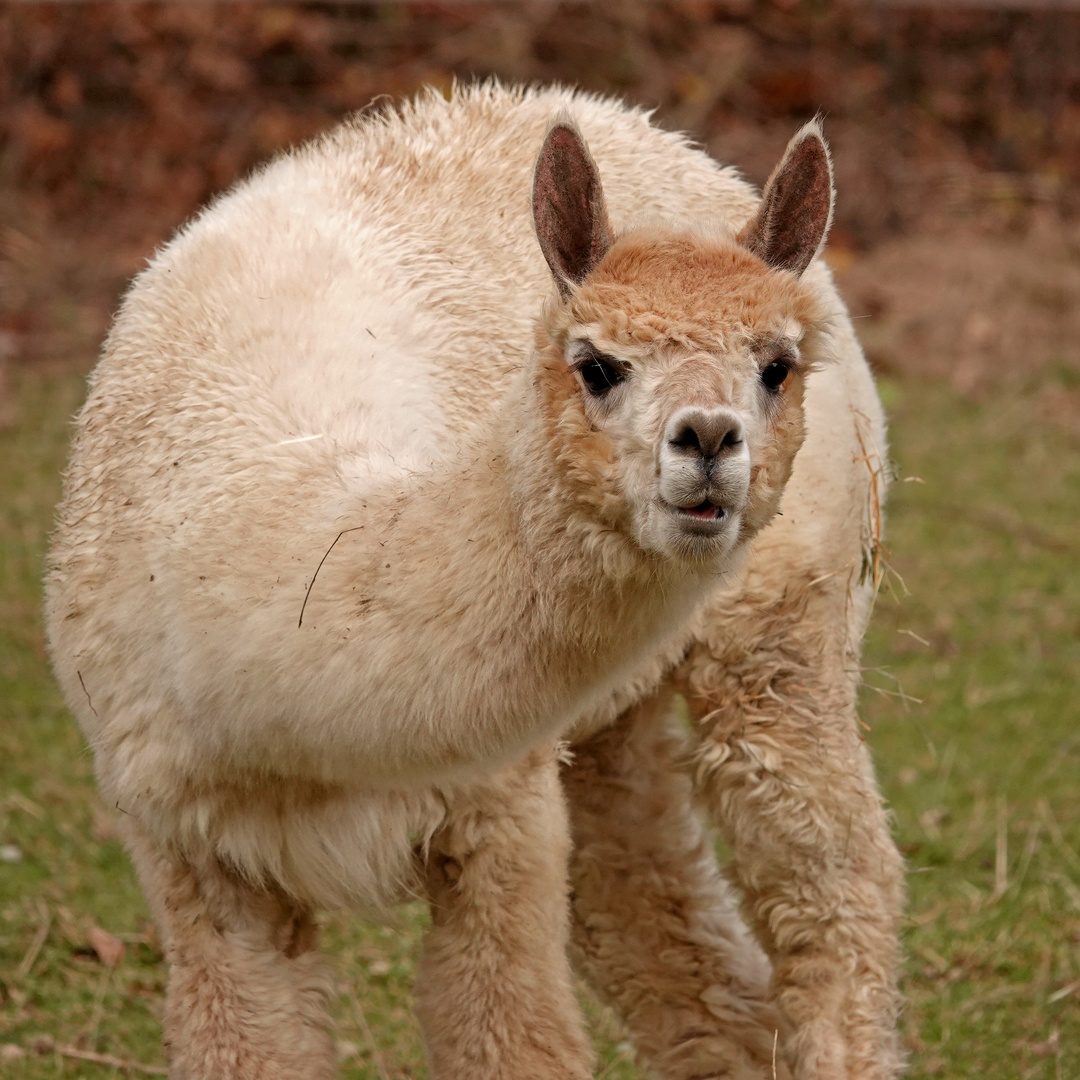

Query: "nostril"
<box><xmin>669</xmin><ymin>424</ymin><xmax>703</xmax><ymax>453</ymax></box>
<box><xmin>668</xmin><ymin>411</ymin><xmax>744</xmax><ymax>459</ymax></box>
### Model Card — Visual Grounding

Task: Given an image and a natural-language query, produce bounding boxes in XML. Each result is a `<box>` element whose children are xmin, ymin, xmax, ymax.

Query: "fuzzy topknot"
<box><xmin>565</xmin><ymin>230</ymin><xmax>825</xmax><ymax>353</ymax></box>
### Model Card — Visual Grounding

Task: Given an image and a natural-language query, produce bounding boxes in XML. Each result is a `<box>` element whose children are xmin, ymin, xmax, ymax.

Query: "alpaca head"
<box><xmin>531</xmin><ymin>117</ymin><xmax>834</xmax><ymax>564</ymax></box>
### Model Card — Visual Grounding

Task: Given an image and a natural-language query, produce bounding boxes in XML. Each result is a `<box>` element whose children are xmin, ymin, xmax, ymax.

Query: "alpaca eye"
<box><xmin>761</xmin><ymin>360</ymin><xmax>790</xmax><ymax>392</ymax></box>
<box><xmin>578</xmin><ymin>355</ymin><xmax>626</xmax><ymax>396</ymax></box>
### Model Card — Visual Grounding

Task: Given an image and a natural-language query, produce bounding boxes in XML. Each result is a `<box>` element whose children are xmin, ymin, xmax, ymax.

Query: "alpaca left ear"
<box><xmin>739</xmin><ymin>119</ymin><xmax>834</xmax><ymax>277</ymax></box>
<box><xmin>532</xmin><ymin>119</ymin><xmax>613</xmax><ymax>299</ymax></box>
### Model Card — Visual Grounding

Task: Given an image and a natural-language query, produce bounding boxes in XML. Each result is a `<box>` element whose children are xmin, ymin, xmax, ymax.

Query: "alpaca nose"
<box><xmin>666</xmin><ymin>407</ymin><xmax>745</xmax><ymax>463</ymax></box>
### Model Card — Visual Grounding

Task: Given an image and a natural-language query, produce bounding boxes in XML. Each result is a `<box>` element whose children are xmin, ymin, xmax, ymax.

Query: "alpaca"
<box><xmin>45</xmin><ymin>84</ymin><xmax>904</xmax><ymax>1080</ymax></box>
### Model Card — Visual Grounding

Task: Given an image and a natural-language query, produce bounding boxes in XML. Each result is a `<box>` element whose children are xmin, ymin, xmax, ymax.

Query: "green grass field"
<box><xmin>2</xmin><ymin>363</ymin><xmax>1078</xmax><ymax>1077</ymax></box>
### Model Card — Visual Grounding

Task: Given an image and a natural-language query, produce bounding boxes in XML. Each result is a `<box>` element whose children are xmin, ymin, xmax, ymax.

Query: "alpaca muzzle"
<box><xmin>658</xmin><ymin>405</ymin><xmax>751</xmax><ymax>530</ymax></box>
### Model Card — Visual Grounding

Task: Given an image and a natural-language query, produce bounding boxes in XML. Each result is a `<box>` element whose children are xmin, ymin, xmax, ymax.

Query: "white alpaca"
<box><xmin>46</xmin><ymin>84</ymin><xmax>903</xmax><ymax>1080</ymax></box>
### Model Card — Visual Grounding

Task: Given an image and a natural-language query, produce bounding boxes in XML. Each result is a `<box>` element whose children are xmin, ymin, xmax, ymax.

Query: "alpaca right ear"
<box><xmin>532</xmin><ymin>120</ymin><xmax>613</xmax><ymax>299</ymax></box>
<box><xmin>738</xmin><ymin>119</ymin><xmax>834</xmax><ymax>277</ymax></box>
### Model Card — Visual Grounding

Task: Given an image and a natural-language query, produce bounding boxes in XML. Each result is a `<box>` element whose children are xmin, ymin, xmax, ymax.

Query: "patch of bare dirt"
<box><xmin>837</xmin><ymin>216</ymin><xmax>1080</xmax><ymax>391</ymax></box>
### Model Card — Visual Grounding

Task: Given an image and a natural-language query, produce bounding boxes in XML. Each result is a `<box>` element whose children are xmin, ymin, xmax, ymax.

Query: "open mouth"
<box><xmin>676</xmin><ymin>499</ymin><xmax>724</xmax><ymax>520</ymax></box>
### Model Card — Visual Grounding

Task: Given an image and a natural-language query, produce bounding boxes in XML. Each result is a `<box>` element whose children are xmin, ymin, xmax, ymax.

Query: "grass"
<box><xmin>1</xmin><ymin>362</ymin><xmax>1078</xmax><ymax>1077</ymax></box>
<box><xmin>863</xmin><ymin>373</ymin><xmax>1080</xmax><ymax>1077</ymax></box>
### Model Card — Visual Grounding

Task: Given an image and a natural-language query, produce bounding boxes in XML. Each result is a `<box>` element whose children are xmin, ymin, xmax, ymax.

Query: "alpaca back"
<box><xmin>114</xmin><ymin>85</ymin><xmax>759</xmax><ymax>451</ymax></box>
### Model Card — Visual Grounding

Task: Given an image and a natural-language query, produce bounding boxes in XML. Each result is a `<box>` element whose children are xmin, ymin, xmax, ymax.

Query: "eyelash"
<box><xmin>573</xmin><ymin>349</ymin><xmax>629</xmax><ymax>396</ymax></box>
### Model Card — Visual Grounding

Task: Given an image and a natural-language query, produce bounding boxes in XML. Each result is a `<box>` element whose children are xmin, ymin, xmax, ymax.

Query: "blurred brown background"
<box><xmin>1</xmin><ymin>0</ymin><xmax>1078</xmax><ymax>411</ymax></box>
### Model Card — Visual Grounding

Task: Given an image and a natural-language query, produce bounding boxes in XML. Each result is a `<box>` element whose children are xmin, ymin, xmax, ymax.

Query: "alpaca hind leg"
<box><xmin>565</xmin><ymin>692</ymin><xmax>787</xmax><ymax>1080</ymax></box>
<box><xmin>676</xmin><ymin>581</ymin><xmax>905</xmax><ymax>1080</ymax></box>
<box><xmin>123</xmin><ymin>820</ymin><xmax>336</xmax><ymax>1080</ymax></box>
<box><xmin>416</xmin><ymin>745</ymin><xmax>593</xmax><ymax>1080</ymax></box>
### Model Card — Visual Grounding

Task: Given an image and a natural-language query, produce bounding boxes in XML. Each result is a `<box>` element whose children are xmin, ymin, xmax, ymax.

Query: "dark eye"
<box><xmin>578</xmin><ymin>354</ymin><xmax>627</xmax><ymax>396</ymax></box>
<box><xmin>761</xmin><ymin>360</ymin><xmax>790</xmax><ymax>392</ymax></box>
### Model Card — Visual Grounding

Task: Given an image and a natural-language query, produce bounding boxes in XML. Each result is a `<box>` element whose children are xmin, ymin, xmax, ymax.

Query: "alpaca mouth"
<box><xmin>660</xmin><ymin>497</ymin><xmax>729</xmax><ymax>534</ymax></box>
<box><xmin>678</xmin><ymin>499</ymin><xmax>724</xmax><ymax>520</ymax></box>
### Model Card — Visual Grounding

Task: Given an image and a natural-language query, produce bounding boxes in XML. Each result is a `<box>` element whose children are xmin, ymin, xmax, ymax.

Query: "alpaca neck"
<box><xmin>298</xmin><ymin>371</ymin><xmax>714</xmax><ymax>785</ymax></box>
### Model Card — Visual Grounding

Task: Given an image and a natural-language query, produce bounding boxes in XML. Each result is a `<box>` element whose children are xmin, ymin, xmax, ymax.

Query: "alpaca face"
<box><xmin>532</xmin><ymin>115</ymin><xmax>834</xmax><ymax>568</ymax></box>
<box><xmin>552</xmin><ymin>232</ymin><xmax>818</xmax><ymax>562</ymax></box>
<box><xmin>569</xmin><ymin>336</ymin><xmax>755</xmax><ymax>563</ymax></box>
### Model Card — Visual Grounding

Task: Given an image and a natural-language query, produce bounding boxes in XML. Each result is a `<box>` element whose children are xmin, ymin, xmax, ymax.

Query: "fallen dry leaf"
<box><xmin>87</xmin><ymin>923</ymin><xmax>125</xmax><ymax>968</ymax></box>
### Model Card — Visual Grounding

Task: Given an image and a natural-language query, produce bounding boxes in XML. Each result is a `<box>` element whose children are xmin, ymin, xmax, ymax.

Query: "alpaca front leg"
<box><xmin>565</xmin><ymin>691</ymin><xmax>788</xmax><ymax>1080</ymax></box>
<box><xmin>676</xmin><ymin>587</ymin><xmax>905</xmax><ymax>1080</ymax></box>
<box><xmin>122</xmin><ymin>820</ymin><xmax>336</xmax><ymax>1080</ymax></box>
<box><xmin>417</xmin><ymin>745</ymin><xmax>594</xmax><ymax>1080</ymax></box>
